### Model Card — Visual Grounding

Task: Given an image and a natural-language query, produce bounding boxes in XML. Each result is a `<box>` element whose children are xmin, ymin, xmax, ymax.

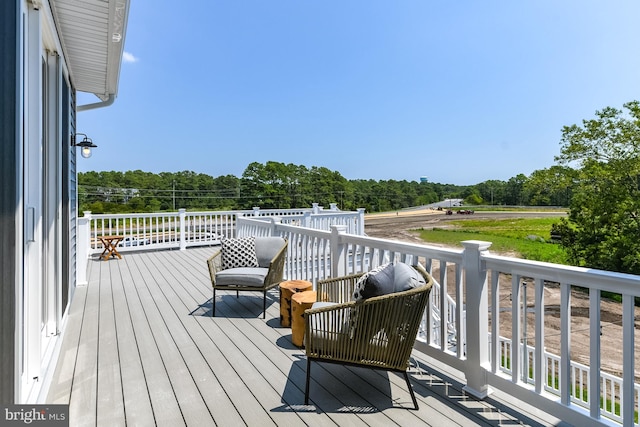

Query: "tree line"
<box><xmin>79</xmin><ymin>101</ymin><xmax>640</xmax><ymax>275</ymax></box>
<box><xmin>78</xmin><ymin>165</ymin><xmax>571</xmax><ymax>215</ymax></box>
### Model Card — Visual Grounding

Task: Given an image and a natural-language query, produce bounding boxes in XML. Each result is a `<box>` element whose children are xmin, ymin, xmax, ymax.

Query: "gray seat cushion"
<box><xmin>215</xmin><ymin>267</ymin><xmax>269</xmax><ymax>287</ymax></box>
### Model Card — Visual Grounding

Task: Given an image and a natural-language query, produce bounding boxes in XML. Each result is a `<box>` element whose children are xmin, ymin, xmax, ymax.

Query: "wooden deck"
<box><xmin>46</xmin><ymin>247</ymin><xmax>567</xmax><ymax>426</ymax></box>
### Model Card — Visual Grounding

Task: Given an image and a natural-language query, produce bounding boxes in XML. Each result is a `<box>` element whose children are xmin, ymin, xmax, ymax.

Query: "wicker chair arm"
<box><xmin>305</xmin><ymin>299</ymin><xmax>355</xmax><ymax>316</ymax></box>
<box><xmin>206</xmin><ymin>249</ymin><xmax>223</xmax><ymax>287</ymax></box>
<box><xmin>263</xmin><ymin>239</ymin><xmax>288</xmax><ymax>287</ymax></box>
<box><xmin>316</xmin><ymin>273</ymin><xmax>364</xmax><ymax>304</ymax></box>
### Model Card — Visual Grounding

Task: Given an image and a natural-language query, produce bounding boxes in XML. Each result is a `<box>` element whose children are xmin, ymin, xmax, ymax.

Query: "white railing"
<box><xmin>79</xmin><ymin>204</ymin><xmax>365</xmax><ymax>256</ymax></box>
<box><xmin>483</xmin><ymin>255</ymin><xmax>639</xmax><ymax>427</ymax></box>
<box><xmin>235</xmin><ymin>216</ymin><xmax>639</xmax><ymax>427</ymax></box>
<box><xmin>76</xmin><ymin>205</ymin><xmax>364</xmax><ymax>287</ymax></box>
<box><xmin>494</xmin><ymin>336</ymin><xmax>640</xmax><ymax>426</ymax></box>
<box><xmin>245</xmin><ymin>203</ymin><xmax>365</xmax><ymax>235</ymax></box>
<box><xmin>84</xmin><ymin>209</ymin><xmax>235</xmax><ymax>253</ymax></box>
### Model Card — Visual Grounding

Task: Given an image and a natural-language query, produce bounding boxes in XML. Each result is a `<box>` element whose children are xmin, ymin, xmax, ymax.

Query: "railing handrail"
<box><xmin>484</xmin><ymin>253</ymin><xmax>640</xmax><ymax>295</ymax></box>
<box><xmin>89</xmin><ymin>210</ymin><xmax>241</xmax><ymax>219</ymax></box>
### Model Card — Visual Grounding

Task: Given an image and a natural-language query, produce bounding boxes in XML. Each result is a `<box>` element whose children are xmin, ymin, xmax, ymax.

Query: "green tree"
<box><xmin>212</xmin><ymin>174</ymin><xmax>241</xmax><ymax>210</ymax></box>
<box><xmin>524</xmin><ymin>166</ymin><xmax>575</xmax><ymax>207</ymax></box>
<box><xmin>81</xmin><ymin>162</ymin><xmax>575</xmax><ymax>214</ymax></box>
<box><xmin>415</xmin><ymin>180</ymin><xmax>439</xmax><ymax>206</ymax></box>
<box><xmin>474</xmin><ymin>180</ymin><xmax>506</xmax><ymax>205</ymax></box>
<box><xmin>555</xmin><ymin>101</ymin><xmax>640</xmax><ymax>274</ymax></box>
<box><xmin>464</xmin><ymin>193</ymin><xmax>483</xmax><ymax>205</ymax></box>
<box><xmin>504</xmin><ymin>174</ymin><xmax>528</xmax><ymax>206</ymax></box>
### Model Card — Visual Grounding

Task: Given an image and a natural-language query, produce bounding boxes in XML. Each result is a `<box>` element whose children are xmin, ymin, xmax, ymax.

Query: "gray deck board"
<box><xmin>141</xmin><ymin>252</ymin><xmax>267</xmax><ymax>427</ymax></box>
<box><xmin>48</xmin><ymin>269</ymin><xmax>89</xmax><ymax>406</ymax></box>
<box><xmin>177</xmin><ymin>256</ymin><xmax>305</xmax><ymax>427</ymax></box>
<box><xmin>122</xmin><ymin>254</ymin><xmax>186</xmax><ymax>427</ymax></box>
<box><xmin>131</xmin><ymin>255</ymin><xmax>215</xmax><ymax>427</ymax></box>
<box><xmin>96</xmin><ymin>262</ymin><xmax>125</xmax><ymax>426</ymax></box>
<box><xmin>46</xmin><ymin>246</ymin><xmax>564</xmax><ymax>426</ymax></box>
<box><xmin>112</xmin><ymin>256</ymin><xmax>159</xmax><ymax>426</ymax></box>
<box><xmin>69</xmin><ymin>260</ymin><xmax>101</xmax><ymax>426</ymax></box>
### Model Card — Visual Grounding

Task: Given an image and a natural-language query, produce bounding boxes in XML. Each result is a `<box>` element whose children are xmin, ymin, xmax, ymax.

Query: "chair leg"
<box><xmin>305</xmin><ymin>358</ymin><xmax>311</xmax><ymax>405</ymax></box>
<box><xmin>212</xmin><ymin>288</ymin><xmax>216</xmax><ymax>317</ymax></box>
<box><xmin>403</xmin><ymin>371</ymin><xmax>419</xmax><ymax>410</ymax></box>
<box><xmin>263</xmin><ymin>290</ymin><xmax>267</xmax><ymax>319</ymax></box>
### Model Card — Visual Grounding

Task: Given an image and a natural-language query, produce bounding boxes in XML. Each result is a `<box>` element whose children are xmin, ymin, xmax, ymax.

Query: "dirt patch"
<box><xmin>364</xmin><ymin>209</ymin><xmax>640</xmax><ymax>383</ymax></box>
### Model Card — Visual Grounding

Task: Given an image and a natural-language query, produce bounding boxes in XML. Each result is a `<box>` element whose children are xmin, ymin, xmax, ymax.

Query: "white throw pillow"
<box><xmin>221</xmin><ymin>237</ymin><xmax>259</xmax><ymax>269</ymax></box>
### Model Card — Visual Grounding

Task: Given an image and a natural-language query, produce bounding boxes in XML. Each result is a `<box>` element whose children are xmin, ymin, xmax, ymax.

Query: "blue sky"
<box><xmin>77</xmin><ymin>1</ymin><xmax>640</xmax><ymax>185</ymax></box>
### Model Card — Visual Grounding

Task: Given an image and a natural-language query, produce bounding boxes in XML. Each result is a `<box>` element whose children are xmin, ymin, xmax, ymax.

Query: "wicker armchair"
<box><xmin>303</xmin><ymin>264</ymin><xmax>433</xmax><ymax>409</ymax></box>
<box><xmin>206</xmin><ymin>236</ymin><xmax>287</xmax><ymax>318</ymax></box>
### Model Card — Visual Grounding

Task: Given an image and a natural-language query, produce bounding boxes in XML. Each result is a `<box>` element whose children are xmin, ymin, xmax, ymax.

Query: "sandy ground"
<box><xmin>364</xmin><ymin>208</ymin><xmax>640</xmax><ymax>383</ymax></box>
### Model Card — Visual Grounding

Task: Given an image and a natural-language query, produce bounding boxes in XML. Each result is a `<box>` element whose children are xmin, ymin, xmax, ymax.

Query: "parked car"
<box><xmin>120</xmin><ymin>236</ymin><xmax>151</xmax><ymax>247</ymax></box>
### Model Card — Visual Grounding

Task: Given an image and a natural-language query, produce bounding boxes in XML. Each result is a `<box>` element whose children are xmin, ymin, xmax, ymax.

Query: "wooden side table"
<box><xmin>291</xmin><ymin>290</ymin><xmax>317</xmax><ymax>347</ymax></box>
<box><xmin>279</xmin><ymin>280</ymin><xmax>312</xmax><ymax>327</ymax></box>
<box><xmin>99</xmin><ymin>235</ymin><xmax>124</xmax><ymax>260</ymax></box>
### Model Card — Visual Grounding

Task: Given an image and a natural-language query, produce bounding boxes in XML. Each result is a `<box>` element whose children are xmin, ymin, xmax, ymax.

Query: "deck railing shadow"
<box><xmin>407</xmin><ymin>359</ymin><xmax>567</xmax><ymax>427</ymax></box>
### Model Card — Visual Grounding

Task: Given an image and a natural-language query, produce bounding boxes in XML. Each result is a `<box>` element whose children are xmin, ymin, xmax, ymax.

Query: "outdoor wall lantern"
<box><xmin>71</xmin><ymin>133</ymin><xmax>98</xmax><ymax>158</ymax></box>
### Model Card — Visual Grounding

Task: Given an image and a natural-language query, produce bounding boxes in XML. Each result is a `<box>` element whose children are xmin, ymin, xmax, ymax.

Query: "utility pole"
<box><xmin>172</xmin><ymin>180</ymin><xmax>176</xmax><ymax>211</ymax></box>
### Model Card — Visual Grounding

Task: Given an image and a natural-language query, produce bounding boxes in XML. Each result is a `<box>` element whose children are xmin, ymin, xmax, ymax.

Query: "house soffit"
<box><xmin>49</xmin><ymin>0</ymin><xmax>130</xmax><ymax>101</ymax></box>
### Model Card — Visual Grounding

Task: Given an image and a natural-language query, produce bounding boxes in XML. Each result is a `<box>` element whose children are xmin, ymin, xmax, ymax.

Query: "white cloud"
<box><xmin>122</xmin><ymin>51</ymin><xmax>139</xmax><ymax>63</ymax></box>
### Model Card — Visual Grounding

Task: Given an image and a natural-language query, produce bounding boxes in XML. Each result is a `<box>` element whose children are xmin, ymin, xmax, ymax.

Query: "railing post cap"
<box><xmin>331</xmin><ymin>224</ymin><xmax>348</xmax><ymax>233</ymax></box>
<box><xmin>178</xmin><ymin>208</ymin><xmax>186</xmax><ymax>213</ymax></box>
<box><xmin>461</xmin><ymin>240</ymin><xmax>492</xmax><ymax>251</ymax></box>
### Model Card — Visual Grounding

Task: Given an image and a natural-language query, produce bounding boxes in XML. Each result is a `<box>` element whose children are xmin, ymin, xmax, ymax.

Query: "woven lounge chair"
<box><xmin>303</xmin><ymin>263</ymin><xmax>433</xmax><ymax>409</ymax></box>
<box><xmin>206</xmin><ymin>236</ymin><xmax>287</xmax><ymax>318</ymax></box>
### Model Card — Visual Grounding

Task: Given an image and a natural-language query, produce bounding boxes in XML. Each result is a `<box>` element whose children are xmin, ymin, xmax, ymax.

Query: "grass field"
<box><xmin>415</xmin><ymin>217</ymin><xmax>569</xmax><ymax>264</ymax></box>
